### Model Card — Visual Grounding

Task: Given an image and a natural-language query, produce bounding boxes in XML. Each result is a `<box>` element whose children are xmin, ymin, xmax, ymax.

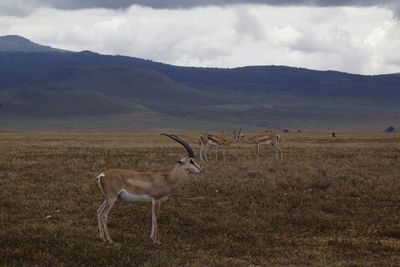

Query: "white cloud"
<box><xmin>0</xmin><ymin>4</ymin><xmax>399</xmax><ymax>74</ymax></box>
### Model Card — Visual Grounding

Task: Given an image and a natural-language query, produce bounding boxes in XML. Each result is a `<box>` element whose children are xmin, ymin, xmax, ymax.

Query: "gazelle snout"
<box><xmin>188</xmin><ymin>158</ymin><xmax>204</xmax><ymax>174</ymax></box>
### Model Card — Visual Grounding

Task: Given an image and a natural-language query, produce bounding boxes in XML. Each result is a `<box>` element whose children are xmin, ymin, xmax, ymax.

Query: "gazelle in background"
<box><xmin>96</xmin><ymin>134</ymin><xmax>204</xmax><ymax>245</ymax></box>
<box><xmin>199</xmin><ymin>129</ymin><xmax>242</xmax><ymax>161</ymax></box>
<box><xmin>240</xmin><ymin>131</ymin><xmax>284</xmax><ymax>160</ymax></box>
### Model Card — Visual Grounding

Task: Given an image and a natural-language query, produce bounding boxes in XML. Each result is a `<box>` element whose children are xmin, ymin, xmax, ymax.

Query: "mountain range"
<box><xmin>0</xmin><ymin>35</ymin><xmax>399</xmax><ymax>132</ymax></box>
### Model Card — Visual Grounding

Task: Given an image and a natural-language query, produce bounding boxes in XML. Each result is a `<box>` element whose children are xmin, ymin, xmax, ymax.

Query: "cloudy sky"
<box><xmin>1</xmin><ymin>0</ymin><xmax>400</xmax><ymax>75</ymax></box>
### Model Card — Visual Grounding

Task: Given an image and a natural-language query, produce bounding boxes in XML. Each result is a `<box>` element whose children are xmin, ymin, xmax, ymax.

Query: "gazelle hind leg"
<box><xmin>277</xmin><ymin>145</ymin><xmax>284</xmax><ymax>160</ymax></box>
<box><xmin>272</xmin><ymin>143</ymin><xmax>283</xmax><ymax>160</ymax></box>
<box><xmin>97</xmin><ymin>200</ymin><xmax>107</xmax><ymax>241</ymax></box>
<box><xmin>101</xmin><ymin>196</ymin><xmax>118</xmax><ymax>244</ymax></box>
<box><xmin>271</xmin><ymin>144</ymin><xmax>279</xmax><ymax>159</ymax></box>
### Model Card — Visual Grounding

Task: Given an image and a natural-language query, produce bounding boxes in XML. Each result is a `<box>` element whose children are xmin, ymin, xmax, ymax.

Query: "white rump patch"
<box><xmin>96</xmin><ymin>172</ymin><xmax>105</xmax><ymax>180</ymax></box>
<box><xmin>260</xmin><ymin>140</ymin><xmax>272</xmax><ymax>146</ymax></box>
<box><xmin>119</xmin><ymin>190</ymin><xmax>152</xmax><ymax>203</ymax></box>
<box><xmin>96</xmin><ymin>172</ymin><xmax>106</xmax><ymax>195</ymax></box>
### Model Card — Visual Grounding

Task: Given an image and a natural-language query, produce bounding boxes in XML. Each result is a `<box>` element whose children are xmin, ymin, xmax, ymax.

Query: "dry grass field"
<box><xmin>1</xmin><ymin>132</ymin><xmax>400</xmax><ymax>266</ymax></box>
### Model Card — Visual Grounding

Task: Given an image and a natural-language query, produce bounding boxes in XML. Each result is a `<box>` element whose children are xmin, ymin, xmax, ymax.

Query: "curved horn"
<box><xmin>237</xmin><ymin>128</ymin><xmax>242</xmax><ymax>138</ymax></box>
<box><xmin>161</xmin><ymin>133</ymin><xmax>195</xmax><ymax>158</ymax></box>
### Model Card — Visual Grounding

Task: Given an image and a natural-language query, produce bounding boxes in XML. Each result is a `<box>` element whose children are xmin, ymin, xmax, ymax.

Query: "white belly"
<box><xmin>119</xmin><ymin>190</ymin><xmax>169</xmax><ymax>203</ymax></box>
<box><xmin>259</xmin><ymin>140</ymin><xmax>272</xmax><ymax>146</ymax></box>
<box><xmin>208</xmin><ymin>140</ymin><xmax>219</xmax><ymax>146</ymax></box>
<box><xmin>119</xmin><ymin>190</ymin><xmax>152</xmax><ymax>202</ymax></box>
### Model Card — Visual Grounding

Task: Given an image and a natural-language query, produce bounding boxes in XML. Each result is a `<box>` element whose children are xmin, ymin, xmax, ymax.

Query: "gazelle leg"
<box><xmin>215</xmin><ymin>146</ymin><xmax>219</xmax><ymax>160</ymax></box>
<box><xmin>222</xmin><ymin>146</ymin><xmax>226</xmax><ymax>162</ymax></box>
<box><xmin>101</xmin><ymin>196</ymin><xmax>118</xmax><ymax>244</ymax></box>
<box><xmin>97</xmin><ymin>200</ymin><xmax>107</xmax><ymax>241</ymax></box>
<box><xmin>204</xmin><ymin>145</ymin><xmax>209</xmax><ymax>162</ymax></box>
<box><xmin>257</xmin><ymin>144</ymin><xmax>260</xmax><ymax>159</ymax></box>
<box><xmin>277</xmin><ymin>145</ymin><xmax>284</xmax><ymax>160</ymax></box>
<box><xmin>199</xmin><ymin>143</ymin><xmax>205</xmax><ymax>161</ymax></box>
<box><xmin>271</xmin><ymin>144</ymin><xmax>283</xmax><ymax>160</ymax></box>
<box><xmin>271</xmin><ymin>144</ymin><xmax>279</xmax><ymax>159</ymax></box>
<box><xmin>151</xmin><ymin>198</ymin><xmax>161</xmax><ymax>244</ymax></box>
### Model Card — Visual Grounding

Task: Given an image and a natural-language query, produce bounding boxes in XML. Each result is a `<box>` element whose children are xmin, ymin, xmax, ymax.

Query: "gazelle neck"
<box><xmin>168</xmin><ymin>164</ymin><xmax>189</xmax><ymax>189</ymax></box>
<box><xmin>224</xmin><ymin>135</ymin><xmax>237</xmax><ymax>145</ymax></box>
<box><xmin>240</xmin><ymin>136</ymin><xmax>252</xmax><ymax>144</ymax></box>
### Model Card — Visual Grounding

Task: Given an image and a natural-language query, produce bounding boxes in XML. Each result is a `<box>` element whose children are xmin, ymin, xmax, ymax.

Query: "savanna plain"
<box><xmin>1</xmin><ymin>132</ymin><xmax>400</xmax><ymax>266</ymax></box>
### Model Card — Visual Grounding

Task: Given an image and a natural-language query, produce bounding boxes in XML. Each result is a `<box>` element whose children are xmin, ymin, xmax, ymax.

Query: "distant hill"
<box><xmin>0</xmin><ymin>35</ymin><xmax>399</xmax><ymax>132</ymax></box>
<box><xmin>0</xmin><ymin>35</ymin><xmax>68</xmax><ymax>53</ymax></box>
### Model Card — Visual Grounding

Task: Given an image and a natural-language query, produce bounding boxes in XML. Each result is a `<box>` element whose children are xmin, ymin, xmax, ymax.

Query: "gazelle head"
<box><xmin>161</xmin><ymin>134</ymin><xmax>204</xmax><ymax>174</ymax></box>
<box><xmin>234</xmin><ymin>128</ymin><xmax>244</xmax><ymax>142</ymax></box>
<box><xmin>228</xmin><ymin>128</ymin><xmax>243</xmax><ymax>142</ymax></box>
<box><xmin>176</xmin><ymin>157</ymin><xmax>204</xmax><ymax>174</ymax></box>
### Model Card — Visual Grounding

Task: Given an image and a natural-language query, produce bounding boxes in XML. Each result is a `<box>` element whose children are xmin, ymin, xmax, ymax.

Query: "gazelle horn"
<box><xmin>161</xmin><ymin>134</ymin><xmax>195</xmax><ymax>158</ymax></box>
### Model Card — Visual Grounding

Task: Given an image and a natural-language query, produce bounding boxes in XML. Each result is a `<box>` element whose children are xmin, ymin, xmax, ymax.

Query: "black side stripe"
<box><xmin>208</xmin><ymin>136</ymin><xmax>220</xmax><ymax>144</ymax></box>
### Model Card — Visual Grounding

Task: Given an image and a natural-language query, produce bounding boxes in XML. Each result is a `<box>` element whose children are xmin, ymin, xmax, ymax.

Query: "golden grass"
<box><xmin>1</xmin><ymin>132</ymin><xmax>400</xmax><ymax>266</ymax></box>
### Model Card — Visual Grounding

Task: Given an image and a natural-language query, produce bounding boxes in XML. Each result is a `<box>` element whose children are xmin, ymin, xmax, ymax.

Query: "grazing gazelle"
<box><xmin>240</xmin><ymin>131</ymin><xmax>284</xmax><ymax>160</ymax></box>
<box><xmin>96</xmin><ymin>134</ymin><xmax>204</xmax><ymax>245</ymax></box>
<box><xmin>199</xmin><ymin>129</ymin><xmax>242</xmax><ymax>161</ymax></box>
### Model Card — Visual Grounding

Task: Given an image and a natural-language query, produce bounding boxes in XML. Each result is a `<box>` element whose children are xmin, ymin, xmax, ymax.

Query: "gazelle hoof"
<box><xmin>111</xmin><ymin>242</ymin><xmax>122</xmax><ymax>248</ymax></box>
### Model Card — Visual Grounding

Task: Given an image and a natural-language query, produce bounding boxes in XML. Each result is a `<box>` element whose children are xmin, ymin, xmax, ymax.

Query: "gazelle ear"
<box><xmin>176</xmin><ymin>156</ymin><xmax>185</xmax><ymax>164</ymax></box>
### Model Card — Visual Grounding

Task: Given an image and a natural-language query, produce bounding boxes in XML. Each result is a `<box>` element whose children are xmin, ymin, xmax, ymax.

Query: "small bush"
<box><xmin>385</xmin><ymin>126</ymin><xmax>395</xmax><ymax>132</ymax></box>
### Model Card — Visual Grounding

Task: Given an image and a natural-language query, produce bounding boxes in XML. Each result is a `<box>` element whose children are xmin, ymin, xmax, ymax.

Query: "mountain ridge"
<box><xmin>0</xmin><ymin>35</ymin><xmax>399</xmax><ymax>131</ymax></box>
<box><xmin>0</xmin><ymin>35</ymin><xmax>68</xmax><ymax>53</ymax></box>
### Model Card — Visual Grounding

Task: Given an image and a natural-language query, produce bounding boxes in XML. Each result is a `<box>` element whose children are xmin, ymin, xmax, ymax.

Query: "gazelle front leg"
<box><xmin>204</xmin><ymin>144</ymin><xmax>210</xmax><ymax>162</ymax></box>
<box><xmin>222</xmin><ymin>145</ymin><xmax>226</xmax><ymax>161</ymax></box>
<box><xmin>199</xmin><ymin>143</ymin><xmax>206</xmax><ymax>161</ymax></box>
<box><xmin>151</xmin><ymin>198</ymin><xmax>161</xmax><ymax>245</ymax></box>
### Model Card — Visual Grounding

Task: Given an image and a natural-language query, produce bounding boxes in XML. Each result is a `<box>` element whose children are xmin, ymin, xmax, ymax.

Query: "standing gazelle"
<box><xmin>96</xmin><ymin>134</ymin><xmax>204</xmax><ymax>245</ymax></box>
<box><xmin>199</xmin><ymin>129</ymin><xmax>241</xmax><ymax>161</ymax></box>
<box><xmin>240</xmin><ymin>131</ymin><xmax>284</xmax><ymax>160</ymax></box>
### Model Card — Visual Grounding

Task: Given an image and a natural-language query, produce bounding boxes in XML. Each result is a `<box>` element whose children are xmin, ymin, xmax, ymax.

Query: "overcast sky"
<box><xmin>1</xmin><ymin>0</ymin><xmax>399</xmax><ymax>75</ymax></box>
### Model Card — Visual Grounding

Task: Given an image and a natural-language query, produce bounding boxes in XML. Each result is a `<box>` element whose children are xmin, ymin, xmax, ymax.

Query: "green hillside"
<box><xmin>0</xmin><ymin>36</ymin><xmax>399</xmax><ymax>131</ymax></box>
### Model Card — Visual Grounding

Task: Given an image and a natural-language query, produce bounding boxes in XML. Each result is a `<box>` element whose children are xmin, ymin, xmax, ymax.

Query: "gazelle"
<box><xmin>95</xmin><ymin>134</ymin><xmax>204</xmax><ymax>245</ymax></box>
<box><xmin>240</xmin><ymin>131</ymin><xmax>284</xmax><ymax>160</ymax></box>
<box><xmin>199</xmin><ymin>129</ymin><xmax>241</xmax><ymax>161</ymax></box>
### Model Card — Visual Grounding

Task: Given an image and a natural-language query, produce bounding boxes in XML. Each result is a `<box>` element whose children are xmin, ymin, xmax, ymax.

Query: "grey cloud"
<box><xmin>394</xmin><ymin>6</ymin><xmax>400</xmax><ymax>19</ymax></box>
<box><xmin>51</xmin><ymin>0</ymin><xmax>400</xmax><ymax>9</ymax></box>
<box><xmin>234</xmin><ymin>8</ymin><xmax>265</xmax><ymax>41</ymax></box>
<box><xmin>1</xmin><ymin>0</ymin><xmax>400</xmax><ymax>11</ymax></box>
